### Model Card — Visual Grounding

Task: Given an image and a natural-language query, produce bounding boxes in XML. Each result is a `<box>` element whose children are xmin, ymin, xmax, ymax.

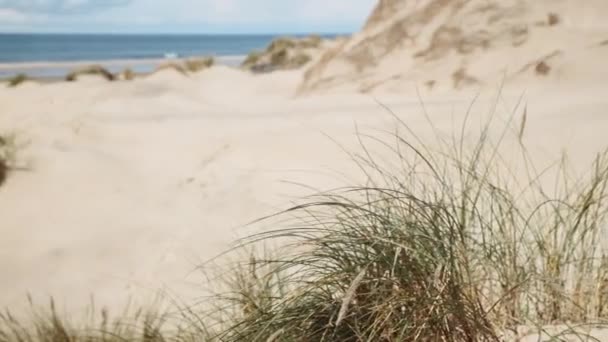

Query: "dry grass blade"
<box><xmin>519</xmin><ymin>105</ymin><xmax>527</xmax><ymax>142</ymax></box>
<box><xmin>335</xmin><ymin>266</ymin><xmax>367</xmax><ymax>328</ymax></box>
<box><xmin>265</xmin><ymin>328</ymin><xmax>285</xmax><ymax>342</ymax></box>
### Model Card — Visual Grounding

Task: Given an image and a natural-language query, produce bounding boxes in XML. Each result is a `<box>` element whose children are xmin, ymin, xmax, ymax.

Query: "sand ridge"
<box><xmin>299</xmin><ymin>0</ymin><xmax>608</xmax><ymax>93</ymax></box>
<box><xmin>2</xmin><ymin>65</ymin><xmax>608</xmax><ymax>313</ymax></box>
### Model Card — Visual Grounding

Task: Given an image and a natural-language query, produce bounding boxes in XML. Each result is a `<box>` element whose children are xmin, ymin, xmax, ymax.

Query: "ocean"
<box><xmin>0</xmin><ymin>33</ymin><xmax>333</xmax><ymax>78</ymax></box>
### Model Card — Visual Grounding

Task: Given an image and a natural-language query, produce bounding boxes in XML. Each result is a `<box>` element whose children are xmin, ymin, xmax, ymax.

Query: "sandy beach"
<box><xmin>0</xmin><ymin>55</ymin><xmax>246</xmax><ymax>79</ymax></box>
<box><xmin>0</xmin><ymin>56</ymin><xmax>246</xmax><ymax>71</ymax></box>
<box><xmin>1</xmin><ymin>0</ymin><xmax>608</xmax><ymax>340</ymax></box>
<box><xmin>1</xmin><ymin>67</ymin><xmax>607</xmax><ymax>308</ymax></box>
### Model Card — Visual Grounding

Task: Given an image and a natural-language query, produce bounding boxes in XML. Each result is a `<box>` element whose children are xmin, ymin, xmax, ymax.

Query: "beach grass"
<box><xmin>153</xmin><ymin>57</ymin><xmax>214</xmax><ymax>76</ymax></box>
<box><xmin>184</xmin><ymin>57</ymin><xmax>215</xmax><ymax>73</ymax></box>
<box><xmin>299</xmin><ymin>34</ymin><xmax>323</xmax><ymax>49</ymax></box>
<box><xmin>66</xmin><ymin>65</ymin><xmax>115</xmax><ymax>82</ymax></box>
<box><xmin>122</xmin><ymin>68</ymin><xmax>136</xmax><ymax>81</ymax></box>
<box><xmin>203</xmin><ymin>101</ymin><xmax>608</xmax><ymax>340</ymax></box>
<box><xmin>7</xmin><ymin>74</ymin><xmax>28</xmax><ymax>88</ymax></box>
<box><xmin>241</xmin><ymin>50</ymin><xmax>263</xmax><ymax>68</ymax></box>
<box><xmin>0</xmin><ymin>296</ymin><xmax>208</xmax><ymax>342</ymax></box>
<box><xmin>269</xmin><ymin>49</ymin><xmax>289</xmax><ymax>67</ymax></box>
<box><xmin>2</xmin><ymin>102</ymin><xmax>608</xmax><ymax>341</ymax></box>
<box><xmin>242</xmin><ymin>35</ymin><xmax>319</xmax><ymax>72</ymax></box>
<box><xmin>0</xmin><ymin>133</ymin><xmax>18</xmax><ymax>187</ymax></box>
<box><xmin>268</xmin><ymin>37</ymin><xmax>297</xmax><ymax>52</ymax></box>
<box><xmin>155</xmin><ymin>62</ymin><xmax>187</xmax><ymax>75</ymax></box>
<box><xmin>0</xmin><ymin>147</ymin><xmax>8</xmax><ymax>187</ymax></box>
<box><xmin>289</xmin><ymin>53</ymin><xmax>312</xmax><ymax>68</ymax></box>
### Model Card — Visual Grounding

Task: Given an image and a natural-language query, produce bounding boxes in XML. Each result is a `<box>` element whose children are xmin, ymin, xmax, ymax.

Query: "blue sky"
<box><xmin>0</xmin><ymin>0</ymin><xmax>377</xmax><ymax>34</ymax></box>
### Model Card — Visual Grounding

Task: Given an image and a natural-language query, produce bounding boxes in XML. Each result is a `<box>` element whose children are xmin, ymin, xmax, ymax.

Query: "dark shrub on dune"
<box><xmin>7</xmin><ymin>73</ymin><xmax>28</xmax><ymax>87</ymax></box>
<box><xmin>0</xmin><ymin>156</ymin><xmax>6</xmax><ymax>187</ymax></box>
<box><xmin>66</xmin><ymin>65</ymin><xmax>115</xmax><ymax>82</ymax></box>
<box><xmin>0</xmin><ymin>134</ymin><xmax>14</xmax><ymax>187</ymax></box>
<box><xmin>154</xmin><ymin>62</ymin><xmax>188</xmax><ymax>75</ymax></box>
<box><xmin>267</xmin><ymin>37</ymin><xmax>297</xmax><ymax>52</ymax></box>
<box><xmin>241</xmin><ymin>50</ymin><xmax>263</xmax><ymax>69</ymax></box>
<box><xmin>289</xmin><ymin>52</ymin><xmax>312</xmax><ymax>68</ymax></box>
<box><xmin>122</xmin><ymin>68</ymin><xmax>136</xmax><ymax>81</ymax></box>
<box><xmin>153</xmin><ymin>57</ymin><xmax>214</xmax><ymax>76</ymax></box>
<box><xmin>241</xmin><ymin>35</ymin><xmax>322</xmax><ymax>72</ymax></box>
<box><xmin>269</xmin><ymin>48</ymin><xmax>288</xmax><ymax>66</ymax></box>
<box><xmin>184</xmin><ymin>57</ymin><xmax>215</xmax><ymax>72</ymax></box>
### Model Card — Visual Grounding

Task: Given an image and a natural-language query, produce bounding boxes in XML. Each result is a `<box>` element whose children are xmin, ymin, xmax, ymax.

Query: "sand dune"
<box><xmin>300</xmin><ymin>0</ymin><xmax>608</xmax><ymax>93</ymax></box>
<box><xmin>0</xmin><ymin>66</ymin><xmax>369</xmax><ymax>311</ymax></box>
<box><xmin>1</xmin><ymin>65</ymin><xmax>607</xmax><ymax>315</ymax></box>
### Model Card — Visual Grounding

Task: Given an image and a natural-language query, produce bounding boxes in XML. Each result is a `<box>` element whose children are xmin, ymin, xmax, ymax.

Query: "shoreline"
<box><xmin>0</xmin><ymin>55</ymin><xmax>246</xmax><ymax>79</ymax></box>
<box><xmin>0</xmin><ymin>55</ymin><xmax>246</xmax><ymax>70</ymax></box>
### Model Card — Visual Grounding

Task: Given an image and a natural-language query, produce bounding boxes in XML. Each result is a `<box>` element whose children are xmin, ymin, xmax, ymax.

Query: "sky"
<box><xmin>0</xmin><ymin>0</ymin><xmax>377</xmax><ymax>34</ymax></box>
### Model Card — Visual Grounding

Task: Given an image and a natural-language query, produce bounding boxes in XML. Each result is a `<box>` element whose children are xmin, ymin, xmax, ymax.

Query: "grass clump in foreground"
<box><xmin>0</xmin><ymin>297</ymin><xmax>210</xmax><ymax>342</ymax></box>
<box><xmin>3</xmin><ymin>100</ymin><xmax>608</xmax><ymax>341</ymax></box>
<box><xmin>209</xmin><ymin>102</ymin><xmax>608</xmax><ymax>341</ymax></box>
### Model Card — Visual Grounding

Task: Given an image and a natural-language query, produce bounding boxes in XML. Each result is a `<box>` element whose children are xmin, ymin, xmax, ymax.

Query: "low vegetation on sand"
<box><xmin>154</xmin><ymin>57</ymin><xmax>214</xmax><ymax>75</ymax></box>
<box><xmin>242</xmin><ymin>35</ymin><xmax>322</xmax><ymax>72</ymax></box>
<box><xmin>66</xmin><ymin>65</ymin><xmax>115</xmax><ymax>82</ymax></box>
<box><xmin>0</xmin><ymin>133</ymin><xmax>17</xmax><ymax>187</ymax></box>
<box><xmin>155</xmin><ymin>62</ymin><xmax>188</xmax><ymax>75</ymax></box>
<box><xmin>207</xmin><ymin>105</ymin><xmax>608</xmax><ymax>341</ymax></box>
<box><xmin>0</xmin><ymin>147</ymin><xmax>7</xmax><ymax>187</ymax></box>
<box><xmin>2</xmin><ymin>103</ymin><xmax>608</xmax><ymax>341</ymax></box>
<box><xmin>121</xmin><ymin>68</ymin><xmax>136</xmax><ymax>81</ymax></box>
<box><xmin>0</xmin><ymin>298</ymin><xmax>197</xmax><ymax>342</ymax></box>
<box><xmin>241</xmin><ymin>50</ymin><xmax>263</xmax><ymax>68</ymax></box>
<box><xmin>7</xmin><ymin>73</ymin><xmax>28</xmax><ymax>87</ymax></box>
<box><xmin>184</xmin><ymin>57</ymin><xmax>215</xmax><ymax>72</ymax></box>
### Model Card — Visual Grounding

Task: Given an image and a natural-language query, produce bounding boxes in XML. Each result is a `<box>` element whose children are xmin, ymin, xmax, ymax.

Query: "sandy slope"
<box><xmin>300</xmin><ymin>0</ymin><xmax>608</xmax><ymax>94</ymax></box>
<box><xmin>1</xmin><ymin>67</ymin><xmax>607</xmax><ymax>315</ymax></box>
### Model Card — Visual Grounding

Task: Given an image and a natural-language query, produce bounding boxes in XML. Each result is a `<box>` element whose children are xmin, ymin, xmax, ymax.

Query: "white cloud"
<box><xmin>0</xmin><ymin>8</ymin><xmax>27</xmax><ymax>22</ymax></box>
<box><xmin>296</xmin><ymin>0</ymin><xmax>375</xmax><ymax>22</ymax></box>
<box><xmin>105</xmin><ymin>0</ymin><xmax>376</xmax><ymax>25</ymax></box>
<box><xmin>0</xmin><ymin>0</ymin><xmax>378</xmax><ymax>33</ymax></box>
<box><xmin>0</xmin><ymin>0</ymin><xmax>131</xmax><ymax>13</ymax></box>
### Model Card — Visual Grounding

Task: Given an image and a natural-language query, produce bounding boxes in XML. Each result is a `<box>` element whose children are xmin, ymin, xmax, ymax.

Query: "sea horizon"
<box><xmin>0</xmin><ymin>32</ymin><xmax>347</xmax><ymax>36</ymax></box>
<box><xmin>0</xmin><ymin>33</ymin><xmax>342</xmax><ymax>78</ymax></box>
